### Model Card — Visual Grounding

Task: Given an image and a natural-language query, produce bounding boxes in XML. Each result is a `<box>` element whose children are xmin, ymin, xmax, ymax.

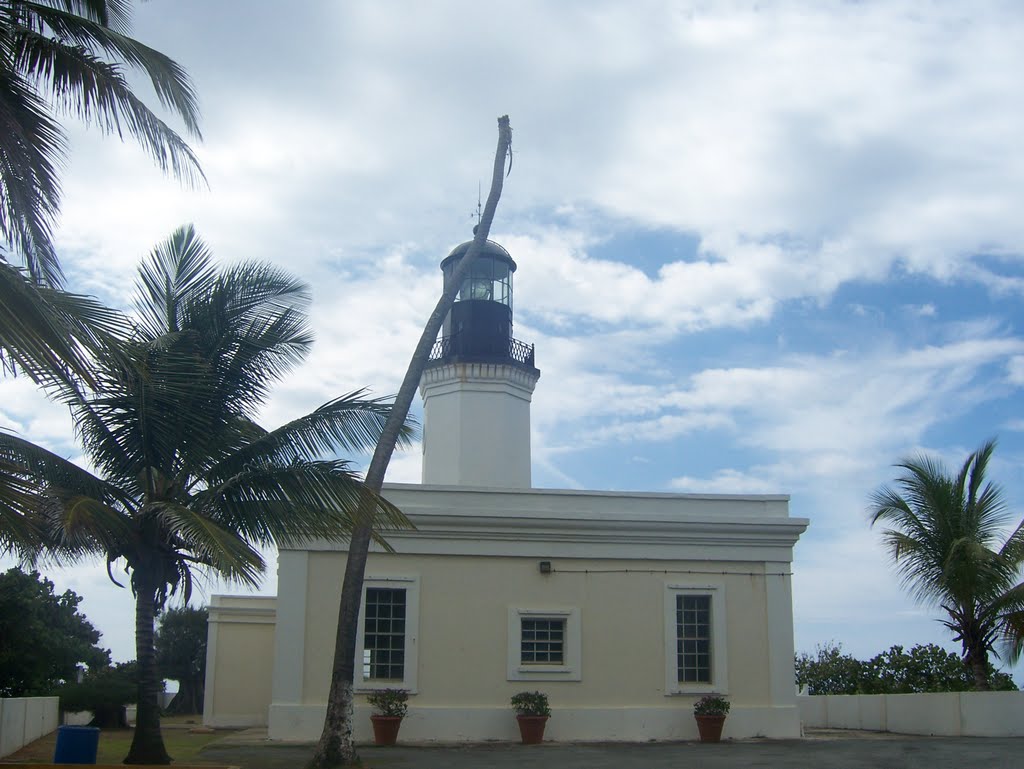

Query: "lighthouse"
<box><xmin>419</xmin><ymin>235</ymin><xmax>540</xmax><ymax>488</ymax></box>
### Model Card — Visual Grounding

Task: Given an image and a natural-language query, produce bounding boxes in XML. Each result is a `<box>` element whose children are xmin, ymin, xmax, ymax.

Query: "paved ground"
<box><xmin>199</xmin><ymin>729</ymin><xmax>1024</xmax><ymax>769</ymax></box>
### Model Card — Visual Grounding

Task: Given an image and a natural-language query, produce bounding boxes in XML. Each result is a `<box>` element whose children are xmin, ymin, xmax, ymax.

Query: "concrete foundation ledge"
<box><xmin>268</xmin><ymin>703</ymin><xmax>803</xmax><ymax>742</ymax></box>
<box><xmin>23</xmin><ymin>765</ymin><xmax>239</xmax><ymax>769</ymax></box>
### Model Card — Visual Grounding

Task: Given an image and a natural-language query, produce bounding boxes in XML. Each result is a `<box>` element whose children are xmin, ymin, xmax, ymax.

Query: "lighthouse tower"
<box><xmin>420</xmin><ymin>235</ymin><xmax>540</xmax><ymax>488</ymax></box>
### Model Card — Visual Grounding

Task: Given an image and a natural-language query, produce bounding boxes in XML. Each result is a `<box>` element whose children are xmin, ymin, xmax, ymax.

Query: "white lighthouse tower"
<box><xmin>419</xmin><ymin>235</ymin><xmax>540</xmax><ymax>488</ymax></box>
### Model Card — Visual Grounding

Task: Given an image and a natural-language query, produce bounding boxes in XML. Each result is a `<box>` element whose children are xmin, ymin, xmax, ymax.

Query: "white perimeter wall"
<box><xmin>0</xmin><ymin>697</ymin><xmax>59</xmax><ymax>758</ymax></box>
<box><xmin>798</xmin><ymin>692</ymin><xmax>1024</xmax><ymax>736</ymax></box>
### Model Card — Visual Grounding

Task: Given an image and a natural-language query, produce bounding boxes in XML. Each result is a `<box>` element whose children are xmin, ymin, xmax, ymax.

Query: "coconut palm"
<box><xmin>0</xmin><ymin>0</ymin><xmax>203</xmax><ymax>405</ymax></box>
<box><xmin>870</xmin><ymin>440</ymin><xmax>1024</xmax><ymax>690</ymax></box>
<box><xmin>1</xmin><ymin>0</ymin><xmax>203</xmax><ymax>285</ymax></box>
<box><xmin>0</xmin><ymin>225</ymin><xmax>412</xmax><ymax>764</ymax></box>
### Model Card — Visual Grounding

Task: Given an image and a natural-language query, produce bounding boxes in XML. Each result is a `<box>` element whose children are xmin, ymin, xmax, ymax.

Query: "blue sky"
<box><xmin>2</xmin><ymin>0</ymin><xmax>1023</xmax><ymax>681</ymax></box>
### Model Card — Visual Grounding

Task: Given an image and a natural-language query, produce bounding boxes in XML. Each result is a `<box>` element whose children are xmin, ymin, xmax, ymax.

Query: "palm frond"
<box><xmin>195</xmin><ymin>459</ymin><xmax>411</xmax><ymax>551</ymax></box>
<box><xmin>0</xmin><ymin>460</ymin><xmax>46</xmax><ymax>558</ymax></box>
<box><xmin>135</xmin><ymin>223</ymin><xmax>217</xmax><ymax>336</ymax></box>
<box><xmin>0</xmin><ymin>68</ymin><xmax>64</xmax><ymax>284</ymax></box>
<box><xmin>206</xmin><ymin>392</ymin><xmax>416</xmax><ymax>481</ymax></box>
<box><xmin>0</xmin><ymin>428</ymin><xmax>135</xmax><ymax>555</ymax></box>
<box><xmin>15</xmin><ymin>32</ymin><xmax>203</xmax><ymax>187</ymax></box>
<box><xmin>16</xmin><ymin>2</ymin><xmax>202</xmax><ymax>138</ymax></box>
<box><xmin>150</xmin><ymin>501</ymin><xmax>264</xmax><ymax>587</ymax></box>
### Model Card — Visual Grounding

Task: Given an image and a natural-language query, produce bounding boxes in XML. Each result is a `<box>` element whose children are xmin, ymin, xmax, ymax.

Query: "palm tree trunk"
<box><xmin>125</xmin><ymin>567</ymin><xmax>171</xmax><ymax>765</ymax></box>
<box><xmin>307</xmin><ymin>115</ymin><xmax>513</xmax><ymax>769</ymax></box>
<box><xmin>966</xmin><ymin>647</ymin><xmax>991</xmax><ymax>691</ymax></box>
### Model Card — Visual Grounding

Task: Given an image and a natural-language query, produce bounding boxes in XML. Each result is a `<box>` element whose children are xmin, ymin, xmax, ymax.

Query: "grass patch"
<box><xmin>5</xmin><ymin>718</ymin><xmax>231</xmax><ymax>765</ymax></box>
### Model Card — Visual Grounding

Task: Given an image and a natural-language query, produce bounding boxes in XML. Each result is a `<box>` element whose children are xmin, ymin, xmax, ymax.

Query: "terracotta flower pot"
<box><xmin>694</xmin><ymin>714</ymin><xmax>726</xmax><ymax>742</ymax></box>
<box><xmin>516</xmin><ymin>714</ymin><xmax>549</xmax><ymax>744</ymax></box>
<box><xmin>370</xmin><ymin>714</ymin><xmax>403</xmax><ymax>746</ymax></box>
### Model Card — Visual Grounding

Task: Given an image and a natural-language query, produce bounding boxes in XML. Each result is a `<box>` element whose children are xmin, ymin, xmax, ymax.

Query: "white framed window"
<box><xmin>354</xmin><ymin>576</ymin><xmax>419</xmax><ymax>692</ymax></box>
<box><xmin>664</xmin><ymin>583</ymin><xmax>727</xmax><ymax>695</ymax></box>
<box><xmin>507</xmin><ymin>607</ymin><xmax>581</xmax><ymax>682</ymax></box>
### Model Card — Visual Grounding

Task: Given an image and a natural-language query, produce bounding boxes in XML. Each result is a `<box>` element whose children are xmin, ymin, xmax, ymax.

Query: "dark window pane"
<box><xmin>521</xmin><ymin>617</ymin><xmax>566</xmax><ymax>665</ymax></box>
<box><xmin>675</xmin><ymin>595</ymin><xmax>712</xmax><ymax>684</ymax></box>
<box><xmin>363</xmin><ymin>588</ymin><xmax>407</xmax><ymax>680</ymax></box>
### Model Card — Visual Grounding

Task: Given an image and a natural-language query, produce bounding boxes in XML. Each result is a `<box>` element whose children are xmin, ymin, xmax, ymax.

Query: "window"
<box><xmin>363</xmin><ymin>588</ymin><xmax>406</xmax><ymax>680</ymax></box>
<box><xmin>355</xmin><ymin>576</ymin><xmax>419</xmax><ymax>692</ymax></box>
<box><xmin>664</xmin><ymin>583</ymin><xmax>727</xmax><ymax>694</ymax></box>
<box><xmin>675</xmin><ymin>594</ymin><xmax>711</xmax><ymax>683</ymax></box>
<box><xmin>521</xmin><ymin>617</ymin><xmax>565</xmax><ymax>665</ymax></box>
<box><xmin>507</xmin><ymin>607</ymin><xmax>581</xmax><ymax>682</ymax></box>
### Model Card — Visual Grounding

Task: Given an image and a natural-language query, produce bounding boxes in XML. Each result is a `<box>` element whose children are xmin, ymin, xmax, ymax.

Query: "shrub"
<box><xmin>366</xmin><ymin>688</ymin><xmax>408</xmax><ymax>718</ymax></box>
<box><xmin>511</xmin><ymin>690</ymin><xmax>551</xmax><ymax>717</ymax></box>
<box><xmin>693</xmin><ymin>694</ymin><xmax>730</xmax><ymax>716</ymax></box>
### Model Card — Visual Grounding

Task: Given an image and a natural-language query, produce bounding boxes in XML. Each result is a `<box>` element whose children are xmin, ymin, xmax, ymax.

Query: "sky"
<box><xmin>2</xmin><ymin>0</ymin><xmax>1023</xmax><ymax>682</ymax></box>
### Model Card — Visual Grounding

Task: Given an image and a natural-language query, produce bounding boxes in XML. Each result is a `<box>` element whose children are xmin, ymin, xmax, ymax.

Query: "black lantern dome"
<box><xmin>430</xmin><ymin>236</ymin><xmax>536</xmax><ymax>369</ymax></box>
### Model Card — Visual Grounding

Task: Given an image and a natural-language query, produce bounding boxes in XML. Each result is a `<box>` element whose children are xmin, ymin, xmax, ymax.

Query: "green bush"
<box><xmin>54</xmin><ymin>662</ymin><xmax>155</xmax><ymax>728</ymax></box>
<box><xmin>511</xmin><ymin>690</ymin><xmax>551</xmax><ymax>717</ymax></box>
<box><xmin>366</xmin><ymin>688</ymin><xmax>408</xmax><ymax>718</ymax></box>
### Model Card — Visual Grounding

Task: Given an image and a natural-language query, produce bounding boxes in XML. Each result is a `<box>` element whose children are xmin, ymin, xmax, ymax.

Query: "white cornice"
<box><xmin>287</xmin><ymin>484</ymin><xmax>809</xmax><ymax>563</ymax></box>
<box><xmin>420</xmin><ymin>361</ymin><xmax>540</xmax><ymax>394</ymax></box>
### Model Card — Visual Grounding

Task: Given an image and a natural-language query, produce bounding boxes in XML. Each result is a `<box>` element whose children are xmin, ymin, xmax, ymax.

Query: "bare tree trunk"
<box><xmin>125</xmin><ymin>566</ymin><xmax>171</xmax><ymax>764</ymax></box>
<box><xmin>166</xmin><ymin>677</ymin><xmax>204</xmax><ymax>715</ymax></box>
<box><xmin>307</xmin><ymin>115</ymin><xmax>513</xmax><ymax>768</ymax></box>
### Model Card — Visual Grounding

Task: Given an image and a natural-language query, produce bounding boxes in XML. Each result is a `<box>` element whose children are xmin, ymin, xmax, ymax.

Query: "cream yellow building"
<box><xmin>203</xmin><ymin>236</ymin><xmax>809</xmax><ymax>742</ymax></box>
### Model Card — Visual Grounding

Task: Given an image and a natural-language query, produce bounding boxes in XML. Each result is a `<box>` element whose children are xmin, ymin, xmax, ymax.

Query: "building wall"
<box><xmin>203</xmin><ymin>595</ymin><xmax>277</xmax><ymax>728</ymax></box>
<box><xmin>254</xmin><ymin>485</ymin><xmax>807</xmax><ymax>742</ymax></box>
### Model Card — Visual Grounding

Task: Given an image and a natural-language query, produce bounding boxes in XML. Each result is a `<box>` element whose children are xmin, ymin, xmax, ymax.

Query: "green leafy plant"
<box><xmin>693</xmin><ymin>694</ymin><xmax>730</xmax><ymax>717</ymax></box>
<box><xmin>55</xmin><ymin>662</ymin><xmax>149</xmax><ymax>728</ymax></box>
<box><xmin>366</xmin><ymin>689</ymin><xmax>408</xmax><ymax>718</ymax></box>
<box><xmin>511</xmin><ymin>690</ymin><xmax>551</xmax><ymax>717</ymax></box>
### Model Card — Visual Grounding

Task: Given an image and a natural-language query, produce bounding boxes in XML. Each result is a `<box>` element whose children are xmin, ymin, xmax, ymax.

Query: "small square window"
<box><xmin>507</xmin><ymin>608</ymin><xmax>581</xmax><ymax>682</ymax></box>
<box><xmin>521</xmin><ymin>617</ymin><xmax>566</xmax><ymax>664</ymax></box>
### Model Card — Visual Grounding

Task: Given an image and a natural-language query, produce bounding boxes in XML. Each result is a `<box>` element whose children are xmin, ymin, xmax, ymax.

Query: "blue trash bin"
<box><xmin>53</xmin><ymin>725</ymin><xmax>100</xmax><ymax>764</ymax></box>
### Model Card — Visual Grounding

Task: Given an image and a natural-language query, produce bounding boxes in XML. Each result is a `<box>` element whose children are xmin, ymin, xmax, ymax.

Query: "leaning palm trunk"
<box><xmin>308</xmin><ymin>115</ymin><xmax>513</xmax><ymax>768</ymax></box>
<box><xmin>125</xmin><ymin>563</ymin><xmax>171</xmax><ymax>764</ymax></box>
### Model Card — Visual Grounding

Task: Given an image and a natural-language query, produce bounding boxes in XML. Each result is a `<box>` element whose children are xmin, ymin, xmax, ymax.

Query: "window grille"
<box><xmin>676</xmin><ymin>594</ymin><xmax>711</xmax><ymax>683</ymax></box>
<box><xmin>363</xmin><ymin>587</ymin><xmax>406</xmax><ymax>680</ymax></box>
<box><xmin>521</xmin><ymin>617</ymin><xmax>565</xmax><ymax>665</ymax></box>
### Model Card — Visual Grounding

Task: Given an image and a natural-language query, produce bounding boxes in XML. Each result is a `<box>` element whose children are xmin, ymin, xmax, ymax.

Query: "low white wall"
<box><xmin>798</xmin><ymin>691</ymin><xmax>1024</xmax><ymax>737</ymax></box>
<box><xmin>0</xmin><ymin>696</ymin><xmax>59</xmax><ymax>758</ymax></box>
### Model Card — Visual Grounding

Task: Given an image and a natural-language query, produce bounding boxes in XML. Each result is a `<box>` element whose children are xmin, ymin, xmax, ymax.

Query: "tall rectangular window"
<box><xmin>664</xmin><ymin>583</ymin><xmax>727</xmax><ymax>694</ymax></box>
<box><xmin>363</xmin><ymin>587</ymin><xmax>406</xmax><ymax>680</ymax></box>
<box><xmin>676</xmin><ymin>594</ymin><xmax>711</xmax><ymax>683</ymax></box>
<box><xmin>355</xmin><ymin>577</ymin><xmax>418</xmax><ymax>691</ymax></box>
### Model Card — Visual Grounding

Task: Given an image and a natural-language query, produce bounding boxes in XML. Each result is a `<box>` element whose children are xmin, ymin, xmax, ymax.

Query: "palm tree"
<box><xmin>870</xmin><ymin>439</ymin><xmax>1024</xmax><ymax>690</ymax></box>
<box><xmin>0</xmin><ymin>225</ymin><xmax>412</xmax><ymax>764</ymax></box>
<box><xmin>0</xmin><ymin>0</ymin><xmax>204</xmax><ymax>411</ymax></box>
<box><xmin>1</xmin><ymin>0</ymin><xmax>203</xmax><ymax>285</ymax></box>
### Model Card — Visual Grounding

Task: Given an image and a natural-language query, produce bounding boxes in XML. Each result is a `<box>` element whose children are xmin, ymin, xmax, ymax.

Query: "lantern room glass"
<box><xmin>453</xmin><ymin>258</ymin><xmax>512</xmax><ymax>311</ymax></box>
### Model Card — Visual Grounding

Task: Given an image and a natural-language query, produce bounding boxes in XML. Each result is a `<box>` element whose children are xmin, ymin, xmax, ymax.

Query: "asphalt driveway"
<box><xmin>200</xmin><ymin>730</ymin><xmax>1024</xmax><ymax>769</ymax></box>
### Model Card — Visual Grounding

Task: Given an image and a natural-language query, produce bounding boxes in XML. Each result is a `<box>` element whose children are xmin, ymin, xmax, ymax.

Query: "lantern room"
<box><xmin>435</xmin><ymin>237</ymin><xmax>533</xmax><ymax>368</ymax></box>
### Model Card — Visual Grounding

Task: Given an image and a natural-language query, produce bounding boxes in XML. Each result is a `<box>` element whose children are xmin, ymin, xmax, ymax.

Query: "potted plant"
<box><xmin>511</xmin><ymin>690</ymin><xmax>550</xmax><ymax>744</ymax></box>
<box><xmin>366</xmin><ymin>688</ymin><xmax>408</xmax><ymax>746</ymax></box>
<box><xmin>693</xmin><ymin>694</ymin><xmax>730</xmax><ymax>743</ymax></box>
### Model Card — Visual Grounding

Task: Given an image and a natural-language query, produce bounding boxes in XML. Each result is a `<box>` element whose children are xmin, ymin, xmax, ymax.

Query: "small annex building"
<box><xmin>202</xmin><ymin>236</ymin><xmax>809</xmax><ymax>742</ymax></box>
